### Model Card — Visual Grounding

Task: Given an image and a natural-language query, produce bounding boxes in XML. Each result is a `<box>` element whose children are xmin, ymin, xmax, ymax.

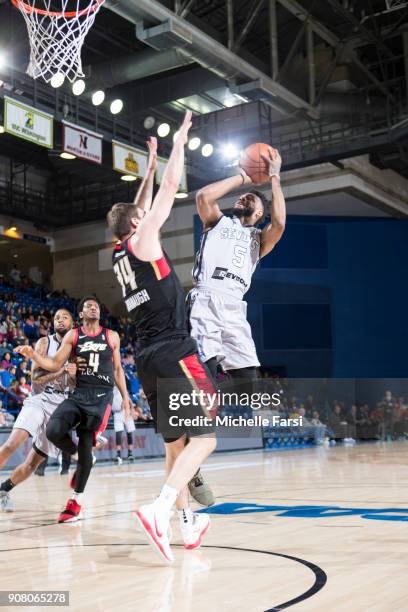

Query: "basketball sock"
<box><xmin>116</xmin><ymin>450</ymin><xmax>121</xmax><ymax>457</ymax></box>
<box><xmin>72</xmin><ymin>492</ymin><xmax>83</xmax><ymax>504</ymax></box>
<box><xmin>178</xmin><ymin>507</ymin><xmax>193</xmax><ymax>525</ymax></box>
<box><xmin>127</xmin><ymin>450</ymin><xmax>133</xmax><ymax>457</ymax></box>
<box><xmin>156</xmin><ymin>484</ymin><xmax>178</xmax><ymax>511</ymax></box>
<box><xmin>0</xmin><ymin>478</ymin><xmax>15</xmax><ymax>492</ymax></box>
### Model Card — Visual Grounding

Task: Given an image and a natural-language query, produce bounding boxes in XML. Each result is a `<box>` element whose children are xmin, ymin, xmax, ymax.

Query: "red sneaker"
<box><xmin>69</xmin><ymin>470</ymin><xmax>77</xmax><ymax>490</ymax></box>
<box><xmin>58</xmin><ymin>499</ymin><xmax>82</xmax><ymax>523</ymax></box>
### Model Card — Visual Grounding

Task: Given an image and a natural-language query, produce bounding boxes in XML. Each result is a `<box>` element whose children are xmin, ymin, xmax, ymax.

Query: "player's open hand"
<box><xmin>146</xmin><ymin>136</ymin><xmax>158</xmax><ymax>172</ymax></box>
<box><xmin>238</xmin><ymin>167</ymin><xmax>253</xmax><ymax>185</ymax></box>
<box><xmin>14</xmin><ymin>345</ymin><xmax>34</xmax><ymax>359</ymax></box>
<box><xmin>175</xmin><ymin>110</ymin><xmax>193</xmax><ymax>145</ymax></box>
<box><xmin>122</xmin><ymin>396</ymin><xmax>131</xmax><ymax>420</ymax></box>
<box><xmin>261</xmin><ymin>147</ymin><xmax>282</xmax><ymax>178</ymax></box>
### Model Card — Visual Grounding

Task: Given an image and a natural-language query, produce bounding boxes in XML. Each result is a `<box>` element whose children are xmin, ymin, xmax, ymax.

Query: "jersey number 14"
<box><xmin>114</xmin><ymin>256</ymin><xmax>137</xmax><ymax>297</ymax></box>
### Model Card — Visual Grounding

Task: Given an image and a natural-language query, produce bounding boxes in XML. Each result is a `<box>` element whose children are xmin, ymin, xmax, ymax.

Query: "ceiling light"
<box><xmin>8</xmin><ymin>226</ymin><xmax>17</xmax><ymax>232</ymax></box>
<box><xmin>72</xmin><ymin>79</ymin><xmax>85</xmax><ymax>96</ymax></box>
<box><xmin>60</xmin><ymin>152</ymin><xmax>76</xmax><ymax>160</ymax></box>
<box><xmin>121</xmin><ymin>174</ymin><xmax>137</xmax><ymax>182</ymax></box>
<box><xmin>224</xmin><ymin>98</ymin><xmax>235</xmax><ymax>108</ymax></box>
<box><xmin>110</xmin><ymin>99</ymin><xmax>123</xmax><ymax>115</ymax></box>
<box><xmin>50</xmin><ymin>72</ymin><xmax>65</xmax><ymax>88</ymax></box>
<box><xmin>157</xmin><ymin>122</ymin><xmax>170</xmax><ymax>138</ymax></box>
<box><xmin>92</xmin><ymin>90</ymin><xmax>105</xmax><ymax>106</ymax></box>
<box><xmin>222</xmin><ymin>143</ymin><xmax>239</xmax><ymax>159</ymax></box>
<box><xmin>201</xmin><ymin>143</ymin><xmax>213</xmax><ymax>157</ymax></box>
<box><xmin>175</xmin><ymin>192</ymin><xmax>188</xmax><ymax>199</ymax></box>
<box><xmin>0</xmin><ymin>53</ymin><xmax>6</xmax><ymax>70</ymax></box>
<box><xmin>143</xmin><ymin>116</ymin><xmax>155</xmax><ymax>130</ymax></box>
<box><xmin>188</xmin><ymin>137</ymin><xmax>201</xmax><ymax>151</ymax></box>
<box><xmin>0</xmin><ymin>126</ymin><xmax>4</xmax><ymax>134</ymax></box>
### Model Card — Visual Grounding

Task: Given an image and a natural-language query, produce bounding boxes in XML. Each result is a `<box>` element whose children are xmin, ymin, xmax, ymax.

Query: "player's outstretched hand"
<box><xmin>146</xmin><ymin>136</ymin><xmax>158</xmax><ymax>172</ymax></box>
<box><xmin>122</xmin><ymin>396</ymin><xmax>131</xmax><ymax>420</ymax></box>
<box><xmin>14</xmin><ymin>345</ymin><xmax>34</xmax><ymax>359</ymax></box>
<box><xmin>261</xmin><ymin>147</ymin><xmax>282</xmax><ymax>179</ymax></box>
<box><xmin>175</xmin><ymin>110</ymin><xmax>193</xmax><ymax>145</ymax></box>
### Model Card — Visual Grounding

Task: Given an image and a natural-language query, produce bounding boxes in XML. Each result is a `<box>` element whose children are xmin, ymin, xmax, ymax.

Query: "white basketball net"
<box><xmin>12</xmin><ymin>0</ymin><xmax>105</xmax><ymax>84</ymax></box>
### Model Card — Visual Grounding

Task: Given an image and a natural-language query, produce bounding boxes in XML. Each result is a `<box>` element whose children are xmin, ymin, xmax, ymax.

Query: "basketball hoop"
<box><xmin>11</xmin><ymin>0</ymin><xmax>105</xmax><ymax>84</ymax></box>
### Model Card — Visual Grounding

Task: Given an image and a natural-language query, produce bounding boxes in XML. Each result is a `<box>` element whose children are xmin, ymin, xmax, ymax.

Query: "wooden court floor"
<box><xmin>1</xmin><ymin>442</ymin><xmax>407</xmax><ymax>612</ymax></box>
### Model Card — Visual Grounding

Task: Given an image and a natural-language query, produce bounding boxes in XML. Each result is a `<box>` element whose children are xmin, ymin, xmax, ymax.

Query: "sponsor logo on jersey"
<box><xmin>78</xmin><ymin>341</ymin><xmax>107</xmax><ymax>353</ymax></box>
<box><xmin>212</xmin><ymin>267</ymin><xmax>248</xmax><ymax>288</ymax></box>
<box><xmin>125</xmin><ymin>289</ymin><xmax>150</xmax><ymax>312</ymax></box>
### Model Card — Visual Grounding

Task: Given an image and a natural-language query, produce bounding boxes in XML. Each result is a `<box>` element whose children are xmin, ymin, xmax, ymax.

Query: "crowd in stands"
<box><xmin>0</xmin><ymin>271</ymin><xmax>407</xmax><ymax>443</ymax></box>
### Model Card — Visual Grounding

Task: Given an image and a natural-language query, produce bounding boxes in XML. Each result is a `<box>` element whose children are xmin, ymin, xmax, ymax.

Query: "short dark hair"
<box><xmin>77</xmin><ymin>295</ymin><xmax>100</xmax><ymax>315</ymax></box>
<box><xmin>249</xmin><ymin>190</ymin><xmax>268</xmax><ymax>225</ymax></box>
<box><xmin>54</xmin><ymin>308</ymin><xmax>73</xmax><ymax>320</ymax></box>
<box><xmin>107</xmin><ymin>202</ymin><xmax>138</xmax><ymax>240</ymax></box>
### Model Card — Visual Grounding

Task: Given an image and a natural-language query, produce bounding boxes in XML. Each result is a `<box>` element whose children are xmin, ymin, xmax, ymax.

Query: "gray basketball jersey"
<box><xmin>192</xmin><ymin>215</ymin><xmax>261</xmax><ymax>298</ymax></box>
<box><xmin>34</xmin><ymin>334</ymin><xmax>69</xmax><ymax>400</ymax></box>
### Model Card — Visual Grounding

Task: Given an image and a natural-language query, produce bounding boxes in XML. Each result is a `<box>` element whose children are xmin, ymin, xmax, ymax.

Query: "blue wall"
<box><xmin>194</xmin><ymin>215</ymin><xmax>408</xmax><ymax>377</ymax></box>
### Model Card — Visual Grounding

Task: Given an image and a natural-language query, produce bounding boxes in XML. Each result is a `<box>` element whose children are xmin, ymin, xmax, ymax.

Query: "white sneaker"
<box><xmin>0</xmin><ymin>491</ymin><xmax>14</xmax><ymax>512</ymax></box>
<box><xmin>114</xmin><ymin>456</ymin><xmax>123</xmax><ymax>465</ymax></box>
<box><xmin>180</xmin><ymin>513</ymin><xmax>210</xmax><ymax>550</ymax></box>
<box><xmin>92</xmin><ymin>453</ymin><xmax>97</xmax><ymax>466</ymax></box>
<box><xmin>134</xmin><ymin>502</ymin><xmax>174</xmax><ymax>563</ymax></box>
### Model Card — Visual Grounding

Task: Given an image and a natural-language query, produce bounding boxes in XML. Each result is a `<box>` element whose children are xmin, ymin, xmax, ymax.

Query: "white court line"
<box><xmin>102</xmin><ymin>459</ymin><xmax>270</xmax><ymax>478</ymax></box>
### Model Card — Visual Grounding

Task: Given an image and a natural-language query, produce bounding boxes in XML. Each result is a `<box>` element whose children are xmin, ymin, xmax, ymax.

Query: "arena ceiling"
<box><xmin>0</xmin><ymin>0</ymin><xmax>407</xmax><ymax>226</ymax></box>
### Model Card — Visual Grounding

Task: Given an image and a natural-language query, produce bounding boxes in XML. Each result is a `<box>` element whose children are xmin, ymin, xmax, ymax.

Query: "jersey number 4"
<box><xmin>89</xmin><ymin>353</ymin><xmax>100</xmax><ymax>373</ymax></box>
<box><xmin>114</xmin><ymin>256</ymin><xmax>137</xmax><ymax>297</ymax></box>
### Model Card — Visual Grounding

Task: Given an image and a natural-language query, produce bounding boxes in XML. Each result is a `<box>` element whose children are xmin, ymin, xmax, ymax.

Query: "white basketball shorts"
<box><xmin>188</xmin><ymin>287</ymin><xmax>260</xmax><ymax>370</ymax></box>
<box><xmin>113</xmin><ymin>411</ymin><xmax>136</xmax><ymax>434</ymax></box>
<box><xmin>13</xmin><ymin>392</ymin><xmax>64</xmax><ymax>458</ymax></box>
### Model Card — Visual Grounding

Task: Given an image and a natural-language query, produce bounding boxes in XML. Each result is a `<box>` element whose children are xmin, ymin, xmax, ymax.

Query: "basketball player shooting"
<box><xmin>189</xmin><ymin>146</ymin><xmax>286</xmax><ymax>379</ymax></box>
<box><xmin>107</xmin><ymin>110</ymin><xmax>217</xmax><ymax>563</ymax></box>
<box><xmin>0</xmin><ymin>310</ymin><xmax>76</xmax><ymax>512</ymax></box>
<box><xmin>15</xmin><ymin>297</ymin><xmax>130</xmax><ymax>523</ymax></box>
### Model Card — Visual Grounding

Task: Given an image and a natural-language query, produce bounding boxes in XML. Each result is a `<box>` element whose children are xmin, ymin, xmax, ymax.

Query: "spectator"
<box><xmin>0</xmin><ymin>351</ymin><xmax>12</xmax><ymax>370</ymax></box>
<box><xmin>329</xmin><ymin>403</ymin><xmax>347</xmax><ymax>440</ymax></box>
<box><xmin>0</xmin><ymin>398</ymin><xmax>14</xmax><ymax>427</ymax></box>
<box><xmin>9</xmin><ymin>264</ymin><xmax>21</xmax><ymax>285</ymax></box>
<box><xmin>16</xmin><ymin>359</ymin><xmax>30</xmax><ymax>381</ymax></box>
<box><xmin>17</xmin><ymin>376</ymin><xmax>31</xmax><ymax>398</ymax></box>
<box><xmin>23</xmin><ymin>317</ymin><xmax>38</xmax><ymax>341</ymax></box>
<box><xmin>136</xmin><ymin>388</ymin><xmax>153</xmax><ymax>421</ymax></box>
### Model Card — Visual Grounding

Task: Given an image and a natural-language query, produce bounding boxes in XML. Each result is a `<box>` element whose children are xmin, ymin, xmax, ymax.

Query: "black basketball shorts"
<box><xmin>136</xmin><ymin>336</ymin><xmax>216</xmax><ymax>443</ymax></box>
<box><xmin>50</xmin><ymin>387</ymin><xmax>113</xmax><ymax>440</ymax></box>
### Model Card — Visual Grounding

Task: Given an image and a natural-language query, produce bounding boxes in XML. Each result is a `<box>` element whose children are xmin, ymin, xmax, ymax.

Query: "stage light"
<box><xmin>175</xmin><ymin>192</ymin><xmax>188</xmax><ymax>199</ymax></box>
<box><xmin>121</xmin><ymin>175</ymin><xmax>137</xmax><ymax>182</ymax></box>
<box><xmin>201</xmin><ymin>143</ymin><xmax>213</xmax><ymax>157</ymax></box>
<box><xmin>92</xmin><ymin>90</ymin><xmax>105</xmax><ymax>106</ymax></box>
<box><xmin>110</xmin><ymin>99</ymin><xmax>123</xmax><ymax>115</ymax></box>
<box><xmin>50</xmin><ymin>72</ymin><xmax>65</xmax><ymax>88</ymax></box>
<box><xmin>8</xmin><ymin>227</ymin><xmax>17</xmax><ymax>232</ymax></box>
<box><xmin>0</xmin><ymin>53</ymin><xmax>7</xmax><ymax>70</ymax></box>
<box><xmin>188</xmin><ymin>137</ymin><xmax>201</xmax><ymax>151</ymax></box>
<box><xmin>72</xmin><ymin>79</ymin><xmax>85</xmax><ymax>96</ymax></box>
<box><xmin>60</xmin><ymin>152</ymin><xmax>76</xmax><ymax>160</ymax></box>
<box><xmin>157</xmin><ymin>123</ymin><xmax>170</xmax><ymax>137</ymax></box>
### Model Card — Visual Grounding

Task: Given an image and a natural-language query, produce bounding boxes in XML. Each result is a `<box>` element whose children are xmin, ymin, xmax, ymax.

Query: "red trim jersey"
<box><xmin>72</xmin><ymin>326</ymin><xmax>114</xmax><ymax>389</ymax></box>
<box><xmin>112</xmin><ymin>237</ymin><xmax>188</xmax><ymax>348</ymax></box>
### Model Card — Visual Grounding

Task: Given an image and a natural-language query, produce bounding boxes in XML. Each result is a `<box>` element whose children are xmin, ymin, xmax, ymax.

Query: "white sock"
<box><xmin>156</xmin><ymin>484</ymin><xmax>178</xmax><ymax>512</ymax></box>
<box><xmin>72</xmin><ymin>492</ymin><xmax>83</xmax><ymax>504</ymax></box>
<box><xmin>178</xmin><ymin>507</ymin><xmax>194</xmax><ymax>525</ymax></box>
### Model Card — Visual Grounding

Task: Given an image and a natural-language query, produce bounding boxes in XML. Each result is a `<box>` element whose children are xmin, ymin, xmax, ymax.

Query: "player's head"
<box><xmin>77</xmin><ymin>296</ymin><xmax>100</xmax><ymax>322</ymax></box>
<box><xmin>54</xmin><ymin>309</ymin><xmax>73</xmax><ymax>337</ymax></box>
<box><xmin>233</xmin><ymin>190</ymin><xmax>267</xmax><ymax>225</ymax></box>
<box><xmin>107</xmin><ymin>203</ymin><xmax>145</xmax><ymax>240</ymax></box>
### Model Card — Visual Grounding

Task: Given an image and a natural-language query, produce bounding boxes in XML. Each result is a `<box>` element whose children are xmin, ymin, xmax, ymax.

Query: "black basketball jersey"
<box><xmin>72</xmin><ymin>326</ymin><xmax>115</xmax><ymax>389</ymax></box>
<box><xmin>112</xmin><ymin>237</ymin><xmax>188</xmax><ymax>348</ymax></box>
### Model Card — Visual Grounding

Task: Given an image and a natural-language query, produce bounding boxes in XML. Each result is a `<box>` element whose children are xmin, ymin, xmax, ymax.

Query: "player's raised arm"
<box><xmin>133</xmin><ymin>137</ymin><xmax>157</xmax><ymax>214</ymax></box>
<box><xmin>196</xmin><ymin>168</ymin><xmax>252</xmax><ymax>230</ymax></box>
<box><xmin>131</xmin><ymin>111</ymin><xmax>192</xmax><ymax>260</ymax></box>
<box><xmin>259</xmin><ymin>148</ymin><xmax>286</xmax><ymax>258</ymax></box>
<box><xmin>15</xmin><ymin>329</ymin><xmax>76</xmax><ymax>373</ymax></box>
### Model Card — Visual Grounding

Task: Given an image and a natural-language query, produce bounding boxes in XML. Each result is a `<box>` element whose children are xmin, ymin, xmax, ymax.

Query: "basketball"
<box><xmin>239</xmin><ymin>143</ymin><xmax>271</xmax><ymax>184</ymax></box>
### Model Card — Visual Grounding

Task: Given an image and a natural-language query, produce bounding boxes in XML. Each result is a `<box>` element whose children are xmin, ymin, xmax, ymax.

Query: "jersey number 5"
<box><xmin>232</xmin><ymin>245</ymin><xmax>247</xmax><ymax>268</ymax></box>
<box><xmin>114</xmin><ymin>256</ymin><xmax>137</xmax><ymax>297</ymax></box>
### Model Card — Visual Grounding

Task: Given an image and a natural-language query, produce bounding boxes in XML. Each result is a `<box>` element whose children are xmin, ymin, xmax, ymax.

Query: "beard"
<box><xmin>232</xmin><ymin>204</ymin><xmax>254</xmax><ymax>219</ymax></box>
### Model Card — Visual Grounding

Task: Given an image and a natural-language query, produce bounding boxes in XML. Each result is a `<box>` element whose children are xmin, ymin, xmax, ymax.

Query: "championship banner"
<box><xmin>62</xmin><ymin>121</ymin><xmax>103</xmax><ymax>165</ymax></box>
<box><xmin>4</xmin><ymin>96</ymin><xmax>53</xmax><ymax>149</ymax></box>
<box><xmin>112</xmin><ymin>140</ymin><xmax>147</xmax><ymax>178</ymax></box>
<box><xmin>156</xmin><ymin>155</ymin><xmax>188</xmax><ymax>193</ymax></box>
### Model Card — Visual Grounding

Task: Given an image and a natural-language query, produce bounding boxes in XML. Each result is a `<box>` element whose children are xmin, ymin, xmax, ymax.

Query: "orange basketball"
<box><xmin>239</xmin><ymin>143</ymin><xmax>270</xmax><ymax>184</ymax></box>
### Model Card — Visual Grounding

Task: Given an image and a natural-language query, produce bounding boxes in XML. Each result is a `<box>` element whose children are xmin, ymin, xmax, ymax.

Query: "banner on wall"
<box><xmin>62</xmin><ymin>121</ymin><xmax>103</xmax><ymax>164</ymax></box>
<box><xmin>156</xmin><ymin>155</ymin><xmax>188</xmax><ymax>193</ymax></box>
<box><xmin>4</xmin><ymin>96</ymin><xmax>53</xmax><ymax>149</ymax></box>
<box><xmin>112</xmin><ymin>140</ymin><xmax>147</xmax><ymax>178</ymax></box>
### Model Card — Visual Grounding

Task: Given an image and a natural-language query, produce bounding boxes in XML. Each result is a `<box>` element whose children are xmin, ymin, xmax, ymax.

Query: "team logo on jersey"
<box><xmin>78</xmin><ymin>341</ymin><xmax>107</xmax><ymax>353</ymax></box>
<box><xmin>212</xmin><ymin>267</ymin><xmax>248</xmax><ymax>288</ymax></box>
